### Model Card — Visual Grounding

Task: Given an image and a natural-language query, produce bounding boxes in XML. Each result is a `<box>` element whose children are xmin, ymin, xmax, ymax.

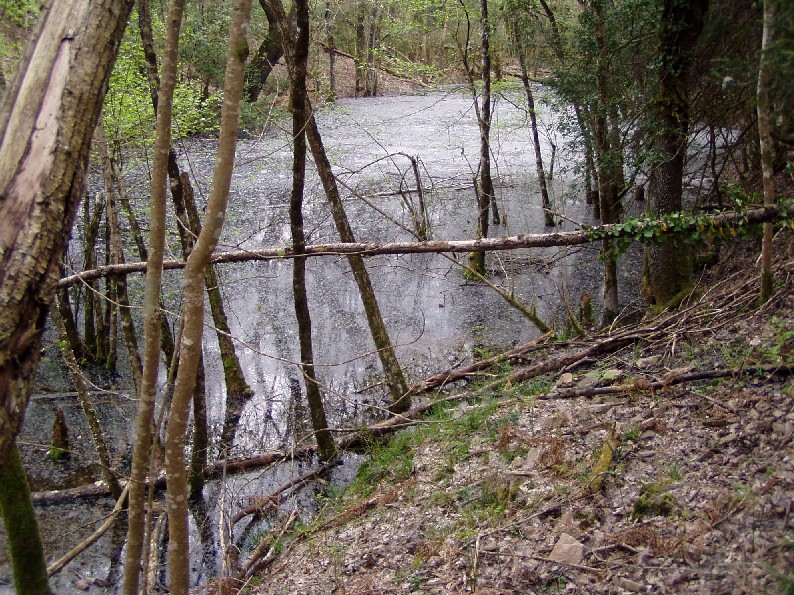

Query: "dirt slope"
<box><xmin>245</xmin><ymin>232</ymin><xmax>793</xmax><ymax>595</ymax></box>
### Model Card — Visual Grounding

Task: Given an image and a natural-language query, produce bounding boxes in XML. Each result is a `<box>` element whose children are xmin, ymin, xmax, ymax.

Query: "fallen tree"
<box><xmin>58</xmin><ymin>203</ymin><xmax>794</xmax><ymax>288</ymax></box>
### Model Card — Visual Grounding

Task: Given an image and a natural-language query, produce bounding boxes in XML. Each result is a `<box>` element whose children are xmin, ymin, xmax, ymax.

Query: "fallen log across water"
<box><xmin>58</xmin><ymin>204</ymin><xmax>794</xmax><ymax>288</ymax></box>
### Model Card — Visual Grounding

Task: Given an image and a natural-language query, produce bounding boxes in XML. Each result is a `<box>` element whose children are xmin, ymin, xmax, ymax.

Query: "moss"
<box><xmin>0</xmin><ymin>444</ymin><xmax>51</xmax><ymax>594</ymax></box>
<box><xmin>632</xmin><ymin>483</ymin><xmax>676</xmax><ymax>519</ymax></box>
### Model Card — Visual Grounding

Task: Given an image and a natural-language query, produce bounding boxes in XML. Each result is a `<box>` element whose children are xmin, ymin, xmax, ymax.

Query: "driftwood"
<box><xmin>58</xmin><ymin>204</ymin><xmax>793</xmax><ymax>288</ymax></box>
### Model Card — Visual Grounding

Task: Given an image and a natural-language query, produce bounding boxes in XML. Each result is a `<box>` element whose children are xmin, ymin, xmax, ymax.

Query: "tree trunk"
<box><xmin>286</xmin><ymin>0</ymin><xmax>337</xmax><ymax>460</ymax></box>
<box><xmin>646</xmin><ymin>0</ymin><xmax>709</xmax><ymax>306</ymax></box>
<box><xmin>82</xmin><ymin>193</ymin><xmax>104</xmax><ymax>360</ymax></box>
<box><xmin>365</xmin><ymin>3</ymin><xmax>379</xmax><ymax>97</ymax></box>
<box><xmin>0</xmin><ymin>0</ymin><xmax>135</xmax><ymax>472</ymax></box>
<box><xmin>0</xmin><ymin>443</ymin><xmax>50</xmax><ymax>594</ymax></box>
<box><xmin>96</xmin><ymin>121</ymin><xmax>143</xmax><ymax>393</ymax></box>
<box><xmin>514</xmin><ymin>23</ymin><xmax>553</xmax><ymax>227</ymax></box>
<box><xmin>355</xmin><ymin>2</ymin><xmax>366</xmax><ymax>97</ymax></box>
<box><xmin>123</xmin><ymin>0</ymin><xmax>186</xmax><ymax>592</ymax></box>
<box><xmin>468</xmin><ymin>0</ymin><xmax>495</xmax><ymax>276</ymax></box>
<box><xmin>163</xmin><ymin>1</ymin><xmax>252</xmax><ymax>591</ymax></box>
<box><xmin>757</xmin><ymin>0</ymin><xmax>776</xmax><ymax>303</ymax></box>
<box><xmin>51</xmin><ymin>307</ymin><xmax>123</xmax><ymax>500</ymax></box>
<box><xmin>305</xmin><ymin>111</ymin><xmax>411</xmax><ymax>413</ymax></box>
<box><xmin>245</xmin><ymin>0</ymin><xmax>289</xmax><ymax>102</ymax></box>
<box><xmin>326</xmin><ymin>0</ymin><xmax>336</xmax><ymax>96</ymax></box>
<box><xmin>55</xmin><ymin>285</ymin><xmax>85</xmax><ymax>361</ymax></box>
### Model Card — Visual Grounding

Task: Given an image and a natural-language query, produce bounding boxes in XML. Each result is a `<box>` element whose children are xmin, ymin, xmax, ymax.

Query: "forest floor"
<box><xmin>241</xmin><ymin>231</ymin><xmax>794</xmax><ymax>594</ymax></box>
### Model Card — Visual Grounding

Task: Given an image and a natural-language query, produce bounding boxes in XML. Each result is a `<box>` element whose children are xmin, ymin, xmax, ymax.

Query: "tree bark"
<box><xmin>0</xmin><ymin>442</ymin><xmax>50</xmax><ymax>594</ymax></box>
<box><xmin>51</xmin><ymin>306</ymin><xmax>123</xmax><ymax>500</ymax></box>
<box><xmin>646</xmin><ymin>0</ymin><xmax>709</xmax><ymax>306</ymax></box>
<box><xmin>245</xmin><ymin>0</ymin><xmax>288</xmax><ymax>102</ymax></box>
<box><xmin>123</xmin><ymin>0</ymin><xmax>185</xmax><ymax>592</ymax></box>
<box><xmin>163</xmin><ymin>1</ymin><xmax>252</xmax><ymax>591</ymax></box>
<box><xmin>96</xmin><ymin>120</ymin><xmax>143</xmax><ymax>394</ymax></box>
<box><xmin>0</xmin><ymin>0</ymin><xmax>134</xmax><ymax>472</ymax></box>
<box><xmin>82</xmin><ymin>193</ymin><xmax>104</xmax><ymax>360</ymax></box>
<box><xmin>326</xmin><ymin>0</ymin><xmax>336</xmax><ymax>96</ymax></box>
<box><xmin>466</xmin><ymin>0</ymin><xmax>495</xmax><ymax>276</ymax></box>
<box><xmin>305</xmin><ymin>113</ymin><xmax>411</xmax><ymax>413</ymax></box>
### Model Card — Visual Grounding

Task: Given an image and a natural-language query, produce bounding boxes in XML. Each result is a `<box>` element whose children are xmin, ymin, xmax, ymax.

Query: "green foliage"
<box><xmin>103</xmin><ymin>20</ymin><xmax>223</xmax><ymax>148</ymax></box>
<box><xmin>584</xmin><ymin>196</ymin><xmax>794</xmax><ymax>260</ymax></box>
<box><xmin>0</xmin><ymin>0</ymin><xmax>38</xmax><ymax>28</ymax></box>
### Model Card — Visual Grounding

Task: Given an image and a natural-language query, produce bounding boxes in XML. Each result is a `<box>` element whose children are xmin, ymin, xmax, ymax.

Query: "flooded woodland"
<box><xmin>4</xmin><ymin>87</ymin><xmax>614</xmax><ymax>593</ymax></box>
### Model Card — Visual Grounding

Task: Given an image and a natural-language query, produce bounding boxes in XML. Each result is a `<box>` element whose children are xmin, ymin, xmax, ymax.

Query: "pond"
<box><xmin>4</xmin><ymin>85</ymin><xmax>600</xmax><ymax>593</ymax></box>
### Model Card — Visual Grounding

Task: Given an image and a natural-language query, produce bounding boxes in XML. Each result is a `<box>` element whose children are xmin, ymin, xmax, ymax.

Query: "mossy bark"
<box><xmin>646</xmin><ymin>0</ymin><xmax>708</xmax><ymax>306</ymax></box>
<box><xmin>0</xmin><ymin>443</ymin><xmax>51</xmax><ymax>594</ymax></box>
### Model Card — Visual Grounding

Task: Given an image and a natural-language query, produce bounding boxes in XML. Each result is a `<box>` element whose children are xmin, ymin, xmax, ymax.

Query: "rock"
<box><xmin>577</xmin><ymin>376</ymin><xmax>600</xmax><ymax>389</ymax></box>
<box><xmin>480</xmin><ymin>537</ymin><xmax>499</xmax><ymax>551</ymax></box>
<box><xmin>636</xmin><ymin>355</ymin><xmax>661</xmax><ymax>369</ymax></box>
<box><xmin>73</xmin><ymin>580</ymin><xmax>91</xmax><ymax>592</ymax></box>
<box><xmin>615</xmin><ymin>576</ymin><xmax>644</xmax><ymax>592</ymax></box>
<box><xmin>553</xmin><ymin>509</ymin><xmax>583</xmax><ymax>539</ymax></box>
<box><xmin>558</xmin><ymin>372</ymin><xmax>575</xmax><ymax>387</ymax></box>
<box><xmin>548</xmin><ymin>533</ymin><xmax>584</xmax><ymax>565</ymax></box>
<box><xmin>601</xmin><ymin>369</ymin><xmax>623</xmax><ymax>383</ymax></box>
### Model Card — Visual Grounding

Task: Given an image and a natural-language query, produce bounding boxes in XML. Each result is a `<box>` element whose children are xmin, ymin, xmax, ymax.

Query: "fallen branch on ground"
<box><xmin>545</xmin><ymin>364</ymin><xmax>792</xmax><ymax>400</ymax></box>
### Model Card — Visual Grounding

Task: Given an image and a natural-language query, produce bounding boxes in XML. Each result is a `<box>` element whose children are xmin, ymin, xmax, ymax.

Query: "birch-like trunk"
<box><xmin>123</xmin><ymin>0</ymin><xmax>186</xmax><ymax>592</ymax></box>
<box><xmin>163</xmin><ymin>1</ymin><xmax>252</xmax><ymax>591</ymax></box>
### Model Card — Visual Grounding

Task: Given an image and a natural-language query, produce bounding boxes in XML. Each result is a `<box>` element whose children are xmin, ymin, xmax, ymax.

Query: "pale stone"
<box><xmin>601</xmin><ymin>369</ymin><xmax>623</xmax><ymax>383</ymax></box>
<box><xmin>558</xmin><ymin>372</ymin><xmax>575</xmax><ymax>386</ymax></box>
<box><xmin>548</xmin><ymin>532</ymin><xmax>583</xmax><ymax>565</ymax></box>
<box><xmin>636</xmin><ymin>355</ymin><xmax>661</xmax><ymax>369</ymax></box>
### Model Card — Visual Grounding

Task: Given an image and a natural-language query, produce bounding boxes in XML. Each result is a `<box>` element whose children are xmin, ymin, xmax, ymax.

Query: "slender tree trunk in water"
<box><xmin>56</xmin><ymin>285</ymin><xmax>85</xmax><ymax>359</ymax></box>
<box><xmin>163</xmin><ymin>2</ymin><xmax>252</xmax><ymax>591</ymax></box>
<box><xmin>757</xmin><ymin>0</ymin><xmax>776</xmax><ymax>303</ymax></box>
<box><xmin>174</xmin><ymin>171</ymin><xmax>253</xmax><ymax>455</ymax></box>
<box><xmin>515</xmin><ymin>26</ymin><xmax>553</xmax><ymax>227</ymax></box>
<box><xmin>326</xmin><ymin>0</ymin><xmax>336</xmax><ymax>96</ymax></box>
<box><xmin>97</xmin><ymin>121</ymin><xmax>143</xmax><ymax>393</ymax></box>
<box><xmin>82</xmin><ymin>194</ymin><xmax>104</xmax><ymax>360</ymax></box>
<box><xmin>305</xmin><ymin>110</ymin><xmax>411</xmax><ymax>413</ymax></box>
<box><xmin>0</xmin><ymin>443</ymin><xmax>49</xmax><ymax>595</ymax></box>
<box><xmin>142</xmin><ymin>0</ymin><xmax>248</xmax><ymax>409</ymax></box>
<box><xmin>51</xmin><ymin>307</ymin><xmax>123</xmax><ymax>500</ymax></box>
<box><xmin>189</xmin><ymin>354</ymin><xmax>208</xmax><ymax>499</ymax></box>
<box><xmin>104</xmin><ymin>216</ymin><xmax>118</xmax><ymax>372</ymax></box>
<box><xmin>123</xmin><ymin>0</ymin><xmax>186</xmax><ymax>592</ymax></box>
<box><xmin>287</xmin><ymin>0</ymin><xmax>336</xmax><ymax>460</ymax></box>
<box><xmin>469</xmin><ymin>0</ymin><xmax>495</xmax><ymax>275</ymax></box>
<box><xmin>646</xmin><ymin>0</ymin><xmax>708</xmax><ymax>306</ymax></box>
